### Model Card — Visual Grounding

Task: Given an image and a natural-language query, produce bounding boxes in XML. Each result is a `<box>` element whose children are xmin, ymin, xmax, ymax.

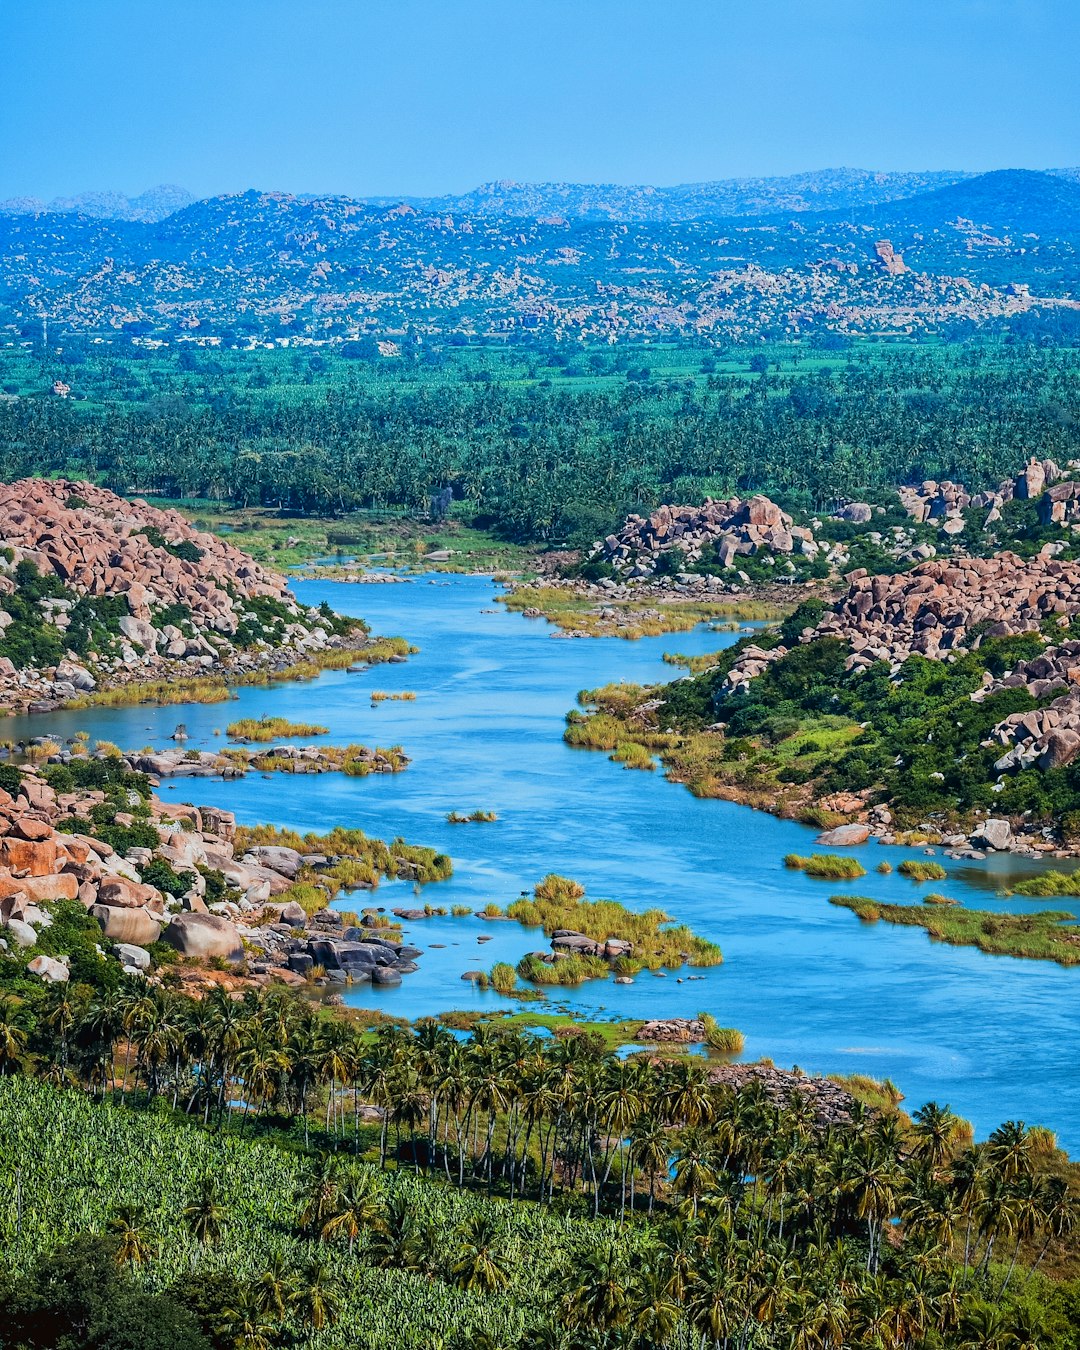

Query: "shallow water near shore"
<box><xmin>11</xmin><ymin>574</ymin><xmax>1080</xmax><ymax>1146</ymax></box>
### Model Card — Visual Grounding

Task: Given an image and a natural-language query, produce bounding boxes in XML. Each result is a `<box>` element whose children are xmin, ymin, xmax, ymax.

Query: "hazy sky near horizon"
<box><xmin>2</xmin><ymin>0</ymin><xmax>1077</xmax><ymax>200</ymax></box>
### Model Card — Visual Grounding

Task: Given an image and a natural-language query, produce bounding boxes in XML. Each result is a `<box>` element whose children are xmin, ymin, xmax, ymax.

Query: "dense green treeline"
<box><xmin>4</xmin><ymin>993</ymin><xmax>1080</xmax><ymax>1347</ymax></box>
<box><xmin>0</xmin><ymin>341</ymin><xmax>1077</xmax><ymax>539</ymax></box>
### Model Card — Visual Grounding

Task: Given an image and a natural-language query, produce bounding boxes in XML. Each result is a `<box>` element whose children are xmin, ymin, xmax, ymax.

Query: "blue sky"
<box><xmin>1</xmin><ymin>0</ymin><xmax>1076</xmax><ymax>200</ymax></box>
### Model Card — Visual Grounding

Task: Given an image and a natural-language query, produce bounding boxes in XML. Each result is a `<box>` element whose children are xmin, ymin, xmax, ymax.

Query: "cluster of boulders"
<box><xmin>706</xmin><ymin>1064</ymin><xmax>860</xmax><ymax>1129</ymax></box>
<box><xmin>0</xmin><ymin>479</ymin><xmax>364</xmax><ymax>712</ymax></box>
<box><xmin>637</xmin><ymin>1017</ymin><xmax>707</xmax><ymax>1042</ymax></box>
<box><xmin>125</xmin><ymin>743</ymin><xmax>407</xmax><ymax>779</ymax></box>
<box><xmin>594</xmin><ymin>496</ymin><xmax>823</xmax><ymax>574</ymax></box>
<box><xmin>897</xmin><ymin>457</ymin><xmax>1080</xmax><ymax>533</ymax></box>
<box><xmin>817</xmin><ymin>552</ymin><xmax>1080</xmax><ymax>669</ymax></box>
<box><xmin>0</xmin><ymin>772</ymin><xmax>424</xmax><ymax>989</ymax></box>
<box><xmin>0</xmin><ymin>773</ymin><xmax>244</xmax><ymax>977</ymax></box>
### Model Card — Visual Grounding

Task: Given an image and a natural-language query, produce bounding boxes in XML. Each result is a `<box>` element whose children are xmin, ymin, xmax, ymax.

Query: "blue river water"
<box><xmin>10</xmin><ymin>574</ymin><xmax>1080</xmax><ymax>1145</ymax></box>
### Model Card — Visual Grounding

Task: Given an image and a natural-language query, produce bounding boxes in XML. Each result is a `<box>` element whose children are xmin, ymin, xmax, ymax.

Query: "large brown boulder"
<box><xmin>91</xmin><ymin>905</ymin><xmax>162</xmax><ymax>946</ymax></box>
<box><xmin>162</xmin><ymin>912</ymin><xmax>243</xmax><ymax>961</ymax></box>
<box><xmin>0</xmin><ymin>837</ymin><xmax>58</xmax><ymax>876</ymax></box>
<box><xmin>20</xmin><ymin>873</ymin><xmax>80</xmax><ymax>903</ymax></box>
<box><xmin>97</xmin><ymin>876</ymin><xmax>161</xmax><ymax>909</ymax></box>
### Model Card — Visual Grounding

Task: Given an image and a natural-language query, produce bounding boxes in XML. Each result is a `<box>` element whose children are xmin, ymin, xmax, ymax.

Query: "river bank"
<box><xmin>7</xmin><ymin>573</ymin><xmax>1079</xmax><ymax>1145</ymax></box>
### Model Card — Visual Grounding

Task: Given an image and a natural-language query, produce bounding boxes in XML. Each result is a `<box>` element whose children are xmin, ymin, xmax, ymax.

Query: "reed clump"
<box><xmin>370</xmin><ymin>690</ymin><xmax>417</xmax><ymax>702</ymax></box>
<box><xmin>516</xmin><ymin>952</ymin><xmax>612</xmax><ymax>986</ymax></box>
<box><xmin>1012</xmin><ymin>869</ymin><xmax>1080</xmax><ymax>897</ymax></box>
<box><xmin>898</xmin><ymin>860</ymin><xmax>947</xmax><ymax>882</ymax></box>
<box><xmin>447</xmin><ymin>809</ymin><xmax>498</xmax><ymax>823</ymax></box>
<box><xmin>784</xmin><ymin>853</ymin><xmax>867</xmax><ymax>879</ymax></box>
<box><xmin>227</xmin><ymin>715</ymin><xmax>329</xmax><ymax>741</ymax></box>
<box><xmin>699</xmin><ymin>1013</ymin><xmax>745</xmax><ymax>1054</ymax></box>
<box><xmin>610</xmin><ymin>742</ymin><xmax>655</xmax><ymax>770</ymax></box>
<box><xmin>488</xmin><ymin>962</ymin><xmax>518</xmax><ymax>994</ymax></box>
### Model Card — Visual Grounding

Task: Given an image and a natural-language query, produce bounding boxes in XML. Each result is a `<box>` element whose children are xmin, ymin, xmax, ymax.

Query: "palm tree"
<box><xmin>0</xmin><ymin>996</ymin><xmax>31</xmax><ymax>1075</ymax></box>
<box><xmin>254</xmin><ymin>1250</ymin><xmax>293</xmax><ymax>1323</ymax></box>
<box><xmin>911</xmin><ymin>1100</ymin><xmax>960</xmax><ymax>1171</ymax></box>
<box><xmin>108</xmin><ymin>1204</ymin><xmax>154</xmax><ymax>1268</ymax></box>
<box><xmin>563</xmin><ymin>1238</ymin><xmax>631</xmax><ymax>1336</ymax></box>
<box><xmin>319</xmin><ymin>1167</ymin><xmax>382</xmax><ymax>1253</ymax></box>
<box><xmin>184</xmin><ymin>1176</ymin><xmax>225</xmax><ymax>1246</ymax></box>
<box><xmin>291</xmin><ymin>1258</ymin><xmax>342</xmax><ymax>1332</ymax></box>
<box><xmin>628</xmin><ymin>1112</ymin><xmax>670</xmax><ymax>1216</ymax></box>
<box><xmin>673</xmin><ymin>1125</ymin><xmax>718</xmax><ymax>1218</ymax></box>
<box><xmin>451</xmin><ymin>1212</ymin><xmax>511</xmax><ymax>1292</ymax></box>
<box><xmin>296</xmin><ymin>1156</ymin><xmax>341</xmax><ymax>1237</ymax></box>
<box><xmin>223</xmin><ymin>1287</ymin><xmax>278</xmax><ymax>1350</ymax></box>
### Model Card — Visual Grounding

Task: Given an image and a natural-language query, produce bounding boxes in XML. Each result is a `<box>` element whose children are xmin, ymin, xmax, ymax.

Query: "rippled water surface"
<box><xmin>13</xmin><ymin>575</ymin><xmax>1080</xmax><ymax>1144</ymax></box>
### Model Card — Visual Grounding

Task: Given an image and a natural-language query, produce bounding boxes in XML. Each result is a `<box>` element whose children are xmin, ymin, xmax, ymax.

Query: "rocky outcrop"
<box><xmin>897</xmin><ymin>458</ymin><xmax>1077</xmax><ymax>532</ymax></box>
<box><xmin>0</xmin><ymin>479</ymin><xmax>367</xmax><ymax>713</ymax></box>
<box><xmin>706</xmin><ymin>1064</ymin><xmax>860</xmax><ymax>1129</ymax></box>
<box><xmin>0</xmin><ymin>767</ymin><xmax>429</xmax><ymax>992</ymax></box>
<box><xmin>162</xmin><ymin>912</ymin><xmax>243</xmax><ymax>960</ymax></box>
<box><xmin>637</xmin><ymin>1017</ymin><xmax>707</xmax><ymax>1042</ymax></box>
<box><xmin>594</xmin><ymin>496</ymin><xmax>821</xmax><ymax>575</ymax></box>
<box><xmin>817</xmin><ymin>552</ymin><xmax>1080</xmax><ymax>669</ymax></box>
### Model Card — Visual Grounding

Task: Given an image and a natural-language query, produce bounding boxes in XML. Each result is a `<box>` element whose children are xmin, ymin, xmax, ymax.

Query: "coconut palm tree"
<box><xmin>253</xmin><ymin>1250</ymin><xmax>293</xmax><ymax>1323</ymax></box>
<box><xmin>562</xmin><ymin>1238</ymin><xmax>631</xmax><ymax>1336</ymax></box>
<box><xmin>451</xmin><ymin>1212</ymin><xmax>511</xmax><ymax>1292</ymax></box>
<box><xmin>184</xmin><ymin>1176</ymin><xmax>225</xmax><ymax>1246</ymax></box>
<box><xmin>319</xmin><ymin>1166</ymin><xmax>382</xmax><ymax>1254</ymax></box>
<box><xmin>107</xmin><ymin>1204</ymin><xmax>154</xmax><ymax>1268</ymax></box>
<box><xmin>291</xmin><ymin>1257</ymin><xmax>342</xmax><ymax>1332</ymax></box>
<box><xmin>911</xmin><ymin>1100</ymin><xmax>960</xmax><ymax>1172</ymax></box>
<box><xmin>0</xmin><ymin>995</ymin><xmax>31</xmax><ymax>1075</ymax></box>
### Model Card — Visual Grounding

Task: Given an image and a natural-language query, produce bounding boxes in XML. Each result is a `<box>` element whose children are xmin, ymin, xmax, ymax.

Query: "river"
<box><xmin>10</xmin><ymin>574</ymin><xmax>1080</xmax><ymax>1145</ymax></box>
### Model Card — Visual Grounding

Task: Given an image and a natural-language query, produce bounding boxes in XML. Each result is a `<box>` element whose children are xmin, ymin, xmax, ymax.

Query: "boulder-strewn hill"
<box><xmin>0</xmin><ymin>480</ymin><xmax>365</xmax><ymax>711</ymax></box>
<box><xmin>1</xmin><ymin>172</ymin><xmax>1075</xmax><ymax>341</ymax></box>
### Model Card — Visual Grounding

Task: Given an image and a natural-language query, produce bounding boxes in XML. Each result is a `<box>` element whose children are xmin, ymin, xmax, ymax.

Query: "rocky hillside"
<box><xmin>0</xmin><ymin>479</ymin><xmax>363</xmax><ymax>711</ymax></box>
<box><xmin>1</xmin><ymin>171</ymin><xmax>1076</xmax><ymax>343</ymax></box>
<box><xmin>0</xmin><ymin>762</ymin><xmax>423</xmax><ymax>992</ymax></box>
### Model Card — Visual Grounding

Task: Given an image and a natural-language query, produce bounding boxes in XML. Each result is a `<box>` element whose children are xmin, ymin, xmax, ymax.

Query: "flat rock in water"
<box><xmin>815</xmin><ymin>823</ymin><xmax>870</xmax><ymax>846</ymax></box>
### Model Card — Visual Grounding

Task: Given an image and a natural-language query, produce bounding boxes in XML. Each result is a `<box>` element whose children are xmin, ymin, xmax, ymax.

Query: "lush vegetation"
<box><xmin>504</xmin><ymin>873</ymin><xmax>723</xmax><ymax>973</ymax></box>
<box><xmin>3</xmin><ymin>997</ymin><xmax>1080</xmax><ymax>1346</ymax></box>
<box><xmin>566</xmin><ymin>623</ymin><xmax>1080</xmax><ymax>831</ymax></box>
<box><xmin>1</xmin><ymin>339</ymin><xmax>1078</xmax><ymax>540</ymax></box>
<box><xmin>784</xmin><ymin>854</ymin><xmax>867</xmax><ymax>880</ymax></box>
<box><xmin>830</xmin><ymin>895</ymin><xmax>1080</xmax><ymax>965</ymax></box>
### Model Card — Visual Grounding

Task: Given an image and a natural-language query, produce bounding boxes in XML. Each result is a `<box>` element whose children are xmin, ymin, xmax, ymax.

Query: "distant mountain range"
<box><xmin>0</xmin><ymin>185</ymin><xmax>193</xmax><ymax>223</ymax></box>
<box><xmin>1</xmin><ymin>169</ymin><xmax>1077</xmax><ymax>343</ymax></box>
<box><xmin>3</xmin><ymin>167</ymin><xmax>1079</xmax><ymax>226</ymax></box>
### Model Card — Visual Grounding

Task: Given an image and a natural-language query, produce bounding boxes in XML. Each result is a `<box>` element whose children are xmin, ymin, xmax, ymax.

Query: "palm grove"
<box><xmin>1</xmin><ymin>340</ymin><xmax>1077</xmax><ymax>540</ymax></box>
<box><xmin>2</xmin><ymin>975</ymin><xmax>1080</xmax><ymax>1348</ymax></box>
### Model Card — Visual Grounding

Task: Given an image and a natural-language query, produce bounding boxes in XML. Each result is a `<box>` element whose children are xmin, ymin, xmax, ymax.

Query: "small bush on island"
<box><xmin>1013</xmin><ymin>868</ymin><xmax>1080</xmax><ymax>897</ymax></box>
<box><xmin>898</xmin><ymin>859</ymin><xmax>948</xmax><ymax>882</ymax></box>
<box><xmin>516</xmin><ymin>952</ymin><xmax>612</xmax><ymax>986</ymax></box>
<box><xmin>610</xmin><ymin>741</ymin><xmax>655</xmax><ymax>770</ymax></box>
<box><xmin>488</xmin><ymin>962</ymin><xmax>518</xmax><ymax>994</ymax></box>
<box><xmin>784</xmin><ymin>853</ymin><xmax>867</xmax><ymax>879</ymax></box>
<box><xmin>226</xmin><ymin>715</ymin><xmax>329</xmax><ymax>741</ymax></box>
<box><xmin>447</xmin><ymin>809</ymin><xmax>498</xmax><ymax>823</ymax></box>
<box><xmin>507</xmin><ymin>875</ymin><xmax>722</xmax><ymax>969</ymax></box>
<box><xmin>699</xmin><ymin>1013</ymin><xmax>745</xmax><ymax>1054</ymax></box>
